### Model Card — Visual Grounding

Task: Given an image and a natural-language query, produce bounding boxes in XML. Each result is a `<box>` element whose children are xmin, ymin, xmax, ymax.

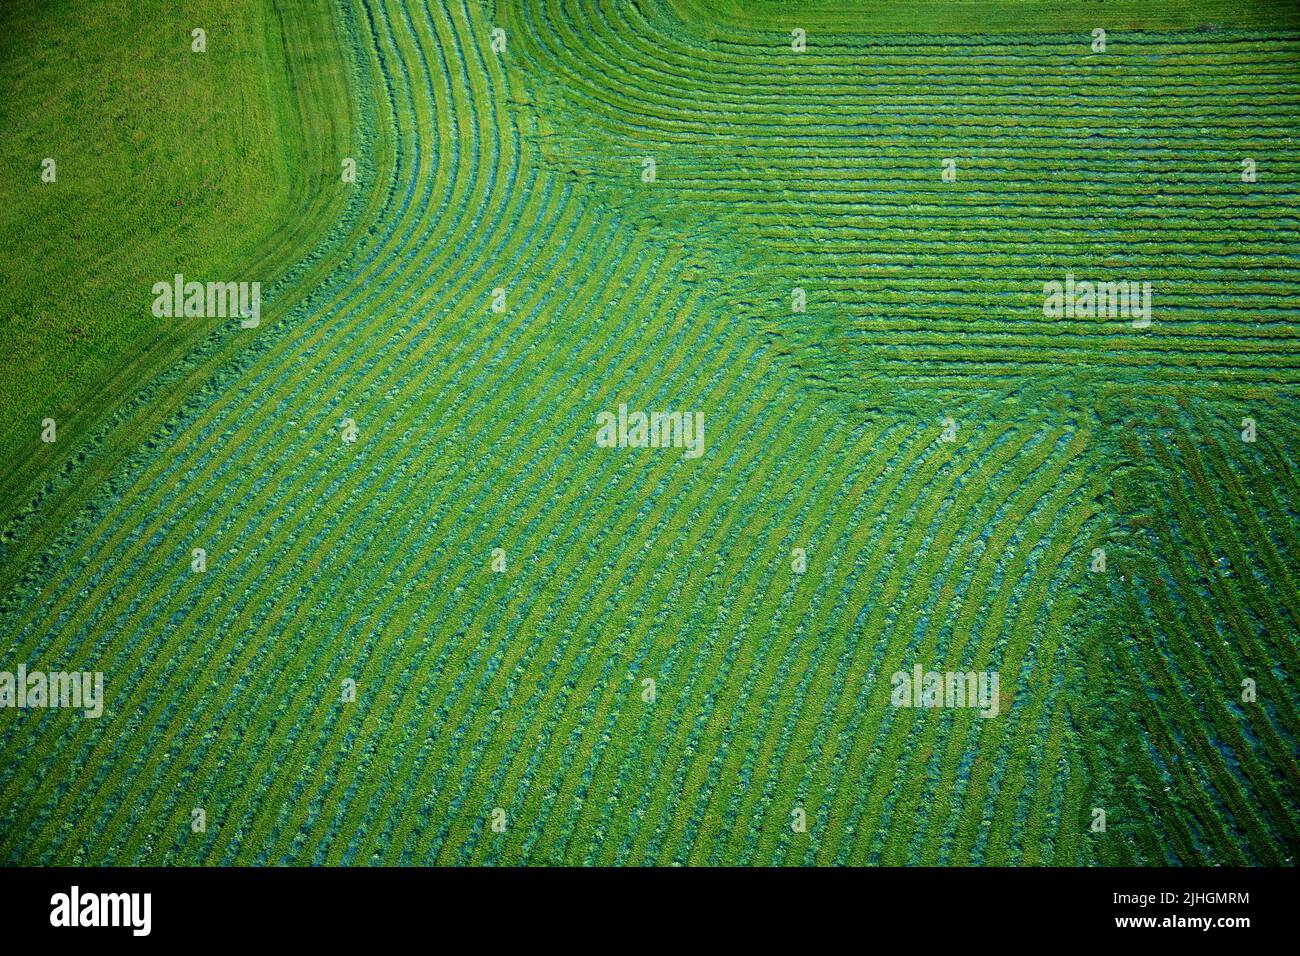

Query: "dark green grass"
<box><xmin>0</xmin><ymin>0</ymin><xmax>1295</xmax><ymax>865</ymax></box>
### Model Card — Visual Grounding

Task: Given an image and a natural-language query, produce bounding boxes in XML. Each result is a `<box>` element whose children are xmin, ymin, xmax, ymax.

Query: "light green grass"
<box><xmin>0</xmin><ymin>0</ymin><xmax>363</xmax><ymax>579</ymax></box>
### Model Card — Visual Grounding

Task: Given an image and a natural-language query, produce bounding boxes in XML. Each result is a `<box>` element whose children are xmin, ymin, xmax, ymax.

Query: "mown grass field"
<box><xmin>0</xmin><ymin>0</ymin><xmax>1296</xmax><ymax>865</ymax></box>
<box><xmin>0</xmin><ymin>0</ymin><xmax>372</xmax><ymax>594</ymax></box>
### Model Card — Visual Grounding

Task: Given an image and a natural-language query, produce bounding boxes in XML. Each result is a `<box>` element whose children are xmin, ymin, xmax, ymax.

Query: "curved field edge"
<box><xmin>0</xmin><ymin>0</ymin><xmax>377</xmax><ymax>589</ymax></box>
<box><xmin>0</xmin><ymin>0</ymin><xmax>1295</xmax><ymax>867</ymax></box>
<box><xmin>7</xmin><ymin>0</ymin><xmax>1093</xmax><ymax>865</ymax></box>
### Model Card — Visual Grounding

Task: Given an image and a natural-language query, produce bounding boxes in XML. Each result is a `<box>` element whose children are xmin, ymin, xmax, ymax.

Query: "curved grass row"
<box><xmin>505</xmin><ymin>1</ymin><xmax>1300</xmax><ymax>405</ymax></box>
<box><xmin>2</xmin><ymin>0</ymin><xmax>1296</xmax><ymax>866</ymax></box>
<box><xmin>1091</xmin><ymin>397</ymin><xmax>1299</xmax><ymax>864</ymax></box>
<box><xmin>0</xmin><ymin>0</ymin><xmax>376</xmax><ymax>594</ymax></box>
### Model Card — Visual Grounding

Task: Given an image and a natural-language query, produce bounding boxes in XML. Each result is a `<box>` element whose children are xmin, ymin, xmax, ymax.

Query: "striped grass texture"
<box><xmin>0</xmin><ymin>0</ymin><xmax>1296</xmax><ymax>865</ymax></box>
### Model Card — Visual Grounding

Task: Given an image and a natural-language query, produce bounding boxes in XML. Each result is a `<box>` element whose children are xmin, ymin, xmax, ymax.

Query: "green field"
<box><xmin>0</xmin><ymin>0</ymin><xmax>1296</xmax><ymax>865</ymax></box>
